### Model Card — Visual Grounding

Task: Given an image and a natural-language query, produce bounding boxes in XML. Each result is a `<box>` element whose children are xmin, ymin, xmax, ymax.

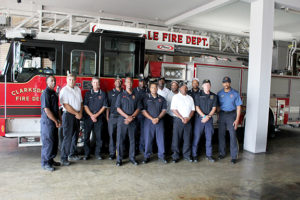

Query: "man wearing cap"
<box><xmin>106</xmin><ymin>77</ymin><xmax>123</xmax><ymax>160</ymax></box>
<box><xmin>83</xmin><ymin>77</ymin><xmax>108</xmax><ymax>160</ymax></box>
<box><xmin>192</xmin><ymin>79</ymin><xmax>217</xmax><ymax>163</ymax></box>
<box><xmin>165</xmin><ymin>80</ymin><xmax>179</xmax><ymax>154</ymax></box>
<box><xmin>170</xmin><ymin>83</ymin><xmax>195</xmax><ymax>163</ymax></box>
<box><xmin>115</xmin><ymin>77</ymin><xmax>141</xmax><ymax>166</ymax></box>
<box><xmin>59</xmin><ymin>73</ymin><xmax>83</xmax><ymax>166</ymax></box>
<box><xmin>217</xmin><ymin>76</ymin><xmax>242</xmax><ymax>164</ymax></box>
<box><xmin>188</xmin><ymin>78</ymin><xmax>201</xmax><ymax>100</ymax></box>
<box><xmin>158</xmin><ymin>77</ymin><xmax>170</xmax><ymax>99</ymax></box>
<box><xmin>142</xmin><ymin>82</ymin><xmax>167</xmax><ymax>164</ymax></box>
<box><xmin>133</xmin><ymin>78</ymin><xmax>149</xmax><ymax>154</ymax></box>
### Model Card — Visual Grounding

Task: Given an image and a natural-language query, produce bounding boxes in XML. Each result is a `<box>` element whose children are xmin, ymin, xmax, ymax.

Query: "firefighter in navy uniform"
<box><xmin>217</xmin><ymin>76</ymin><xmax>242</xmax><ymax>164</ymax></box>
<box><xmin>192</xmin><ymin>79</ymin><xmax>217</xmax><ymax>163</ymax></box>
<box><xmin>188</xmin><ymin>78</ymin><xmax>201</xmax><ymax>136</ymax></box>
<box><xmin>40</xmin><ymin>75</ymin><xmax>61</xmax><ymax>171</ymax></box>
<box><xmin>188</xmin><ymin>78</ymin><xmax>201</xmax><ymax>100</ymax></box>
<box><xmin>142</xmin><ymin>82</ymin><xmax>167</xmax><ymax>164</ymax></box>
<box><xmin>83</xmin><ymin>77</ymin><xmax>108</xmax><ymax>160</ymax></box>
<box><xmin>115</xmin><ymin>77</ymin><xmax>141</xmax><ymax>166</ymax></box>
<box><xmin>133</xmin><ymin>77</ymin><xmax>149</xmax><ymax>154</ymax></box>
<box><xmin>106</xmin><ymin>77</ymin><xmax>123</xmax><ymax>160</ymax></box>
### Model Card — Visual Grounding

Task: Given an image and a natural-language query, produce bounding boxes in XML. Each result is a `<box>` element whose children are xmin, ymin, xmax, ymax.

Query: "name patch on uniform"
<box><xmin>158</xmin><ymin>99</ymin><xmax>162</xmax><ymax>102</ymax></box>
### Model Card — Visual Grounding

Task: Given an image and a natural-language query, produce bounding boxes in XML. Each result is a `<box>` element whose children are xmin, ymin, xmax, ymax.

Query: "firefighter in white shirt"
<box><xmin>170</xmin><ymin>82</ymin><xmax>195</xmax><ymax>163</ymax></box>
<box><xmin>59</xmin><ymin>73</ymin><xmax>83</xmax><ymax>166</ymax></box>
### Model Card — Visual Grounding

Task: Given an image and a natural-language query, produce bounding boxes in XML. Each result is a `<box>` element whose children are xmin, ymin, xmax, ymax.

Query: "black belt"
<box><xmin>110</xmin><ymin>114</ymin><xmax>119</xmax><ymax>118</ymax></box>
<box><xmin>220</xmin><ymin>110</ymin><xmax>236</xmax><ymax>114</ymax></box>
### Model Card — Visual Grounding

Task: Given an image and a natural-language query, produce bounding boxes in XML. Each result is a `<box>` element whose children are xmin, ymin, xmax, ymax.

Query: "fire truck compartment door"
<box><xmin>196</xmin><ymin>65</ymin><xmax>241</xmax><ymax>94</ymax></box>
<box><xmin>289</xmin><ymin>79</ymin><xmax>300</xmax><ymax>122</ymax></box>
<box><xmin>5</xmin><ymin>118</ymin><xmax>40</xmax><ymax>137</ymax></box>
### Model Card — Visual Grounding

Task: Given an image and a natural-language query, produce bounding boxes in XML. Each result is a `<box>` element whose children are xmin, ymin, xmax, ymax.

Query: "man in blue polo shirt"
<box><xmin>83</xmin><ymin>77</ymin><xmax>108</xmax><ymax>160</ymax></box>
<box><xmin>217</xmin><ymin>76</ymin><xmax>242</xmax><ymax>164</ymax></box>
<box><xmin>40</xmin><ymin>75</ymin><xmax>61</xmax><ymax>171</ymax></box>
<box><xmin>192</xmin><ymin>79</ymin><xmax>217</xmax><ymax>163</ymax></box>
<box><xmin>133</xmin><ymin>78</ymin><xmax>149</xmax><ymax>154</ymax></box>
<box><xmin>115</xmin><ymin>77</ymin><xmax>141</xmax><ymax>166</ymax></box>
<box><xmin>106</xmin><ymin>77</ymin><xmax>123</xmax><ymax>160</ymax></box>
<box><xmin>142</xmin><ymin>82</ymin><xmax>167</xmax><ymax>164</ymax></box>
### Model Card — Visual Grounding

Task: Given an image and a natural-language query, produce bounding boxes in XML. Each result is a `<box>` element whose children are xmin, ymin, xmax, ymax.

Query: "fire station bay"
<box><xmin>0</xmin><ymin>0</ymin><xmax>300</xmax><ymax>199</ymax></box>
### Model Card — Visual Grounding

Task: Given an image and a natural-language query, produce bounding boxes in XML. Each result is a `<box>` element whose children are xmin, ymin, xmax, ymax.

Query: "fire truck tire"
<box><xmin>236</xmin><ymin>108</ymin><xmax>276</xmax><ymax>144</ymax></box>
<box><xmin>268</xmin><ymin>108</ymin><xmax>276</xmax><ymax>138</ymax></box>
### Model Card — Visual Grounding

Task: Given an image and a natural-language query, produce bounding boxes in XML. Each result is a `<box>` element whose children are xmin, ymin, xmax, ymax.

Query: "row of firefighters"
<box><xmin>40</xmin><ymin>74</ymin><xmax>242</xmax><ymax>171</ymax></box>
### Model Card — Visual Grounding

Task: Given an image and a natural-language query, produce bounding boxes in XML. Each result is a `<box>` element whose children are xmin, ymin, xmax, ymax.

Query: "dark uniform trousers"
<box><xmin>192</xmin><ymin>117</ymin><xmax>214</xmax><ymax>157</ymax></box>
<box><xmin>172</xmin><ymin>118</ymin><xmax>192</xmax><ymax>159</ymax></box>
<box><xmin>218</xmin><ymin>111</ymin><xmax>238</xmax><ymax>159</ymax></box>
<box><xmin>61</xmin><ymin>112</ymin><xmax>80</xmax><ymax>161</ymax></box>
<box><xmin>136</xmin><ymin>113</ymin><xmax>145</xmax><ymax>152</ymax></box>
<box><xmin>41</xmin><ymin>119</ymin><xmax>58</xmax><ymax>167</ymax></box>
<box><xmin>116</xmin><ymin>117</ymin><xmax>136</xmax><ymax>162</ymax></box>
<box><xmin>164</xmin><ymin>114</ymin><xmax>174</xmax><ymax>154</ymax></box>
<box><xmin>144</xmin><ymin>118</ymin><xmax>165</xmax><ymax>159</ymax></box>
<box><xmin>108</xmin><ymin>115</ymin><xmax>118</xmax><ymax>157</ymax></box>
<box><xmin>84</xmin><ymin>117</ymin><xmax>103</xmax><ymax>157</ymax></box>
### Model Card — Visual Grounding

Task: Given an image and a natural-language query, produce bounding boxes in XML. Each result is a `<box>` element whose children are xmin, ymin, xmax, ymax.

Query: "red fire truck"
<box><xmin>0</xmin><ymin>31</ymin><xmax>145</xmax><ymax>146</ymax></box>
<box><xmin>1</xmin><ymin>25</ymin><xmax>299</xmax><ymax>147</ymax></box>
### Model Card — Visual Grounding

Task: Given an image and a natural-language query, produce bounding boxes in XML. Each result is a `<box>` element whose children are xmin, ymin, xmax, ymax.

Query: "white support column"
<box><xmin>244</xmin><ymin>0</ymin><xmax>274</xmax><ymax>153</ymax></box>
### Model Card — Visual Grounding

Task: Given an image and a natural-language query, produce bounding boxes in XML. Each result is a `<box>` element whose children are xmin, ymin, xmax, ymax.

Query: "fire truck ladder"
<box><xmin>0</xmin><ymin>8</ymin><xmax>249</xmax><ymax>55</ymax></box>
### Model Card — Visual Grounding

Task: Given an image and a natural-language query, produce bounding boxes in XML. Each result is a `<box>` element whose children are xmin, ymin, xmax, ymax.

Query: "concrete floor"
<box><xmin>0</xmin><ymin>128</ymin><xmax>300</xmax><ymax>200</ymax></box>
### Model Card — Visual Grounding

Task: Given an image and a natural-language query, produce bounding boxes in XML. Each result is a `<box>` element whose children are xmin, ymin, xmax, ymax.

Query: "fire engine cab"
<box><xmin>0</xmin><ymin>28</ymin><xmax>145</xmax><ymax>146</ymax></box>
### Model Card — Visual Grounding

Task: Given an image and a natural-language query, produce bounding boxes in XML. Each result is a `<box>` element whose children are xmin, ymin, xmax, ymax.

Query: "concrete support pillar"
<box><xmin>244</xmin><ymin>0</ymin><xmax>274</xmax><ymax>153</ymax></box>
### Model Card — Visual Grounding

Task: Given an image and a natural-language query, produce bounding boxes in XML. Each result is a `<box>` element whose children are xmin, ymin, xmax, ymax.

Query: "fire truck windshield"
<box><xmin>14</xmin><ymin>45</ymin><xmax>56</xmax><ymax>82</ymax></box>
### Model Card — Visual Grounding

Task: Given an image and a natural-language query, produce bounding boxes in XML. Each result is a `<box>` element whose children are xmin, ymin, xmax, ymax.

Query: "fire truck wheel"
<box><xmin>268</xmin><ymin>108</ymin><xmax>276</xmax><ymax>138</ymax></box>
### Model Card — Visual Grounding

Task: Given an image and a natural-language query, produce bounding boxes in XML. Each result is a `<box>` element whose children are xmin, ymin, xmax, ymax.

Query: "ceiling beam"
<box><xmin>164</xmin><ymin>0</ymin><xmax>238</xmax><ymax>26</ymax></box>
<box><xmin>275</xmin><ymin>0</ymin><xmax>300</xmax><ymax>10</ymax></box>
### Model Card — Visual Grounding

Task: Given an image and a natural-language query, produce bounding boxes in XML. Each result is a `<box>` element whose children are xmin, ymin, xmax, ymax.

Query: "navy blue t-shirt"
<box><xmin>41</xmin><ymin>87</ymin><xmax>59</xmax><ymax>122</ymax></box>
<box><xmin>143</xmin><ymin>94</ymin><xmax>167</xmax><ymax>118</ymax></box>
<box><xmin>194</xmin><ymin>90</ymin><xmax>217</xmax><ymax>116</ymax></box>
<box><xmin>83</xmin><ymin>89</ymin><xmax>108</xmax><ymax>117</ymax></box>
<box><xmin>107</xmin><ymin>88</ymin><xmax>123</xmax><ymax>117</ymax></box>
<box><xmin>115</xmin><ymin>90</ymin><xmax>142</xmax><ymax>117</ymax></box>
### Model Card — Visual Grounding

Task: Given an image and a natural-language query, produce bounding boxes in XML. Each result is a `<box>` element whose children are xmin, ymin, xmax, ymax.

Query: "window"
<box><xmin>71</xmin><ymin>50</ymin><xmax>96</xmax><ymax>76</ymax></box>
<box><xmin>103</xmin><ymin>52</ymin><xmax>135</xmax><ymax>77</ymax></box>
<box><xmin>101</xmin><ymin>38</ymin><xmax>137</xmax><ymax>77</ymax></box>
<box><xmin>15</xmin><ymin>45</ymin><xmax>56</xmax><ymax>82</ymax></box>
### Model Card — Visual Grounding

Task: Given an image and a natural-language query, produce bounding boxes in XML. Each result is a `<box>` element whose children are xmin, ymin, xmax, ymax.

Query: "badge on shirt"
<box><xmin>132</xmin><ymin>95</ymin><xmax>135</xmax><ymax>100</ymax></box>
<box><xmin>230</xmin><ymin>94</ymin><xmax>233</xmax><ymax>98</ymax></box>
<box><xmin>158</xmin><ymin>99</ymin><xmax>162</xmax><ymax>102</ymax></box>
<box><xmin>210</xmin><ymin>95</ymin><xmax>214</xmax><ymax>100</ymax></box>
<box><xmin>221</xmin><ymin>95</ymin><xmax>224</xmax><ymax>98</ymax></box>
<box><xmin>98</xmin><ymin>96</ymin><xmax>102</xmax><ymax>100</ymax></box>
